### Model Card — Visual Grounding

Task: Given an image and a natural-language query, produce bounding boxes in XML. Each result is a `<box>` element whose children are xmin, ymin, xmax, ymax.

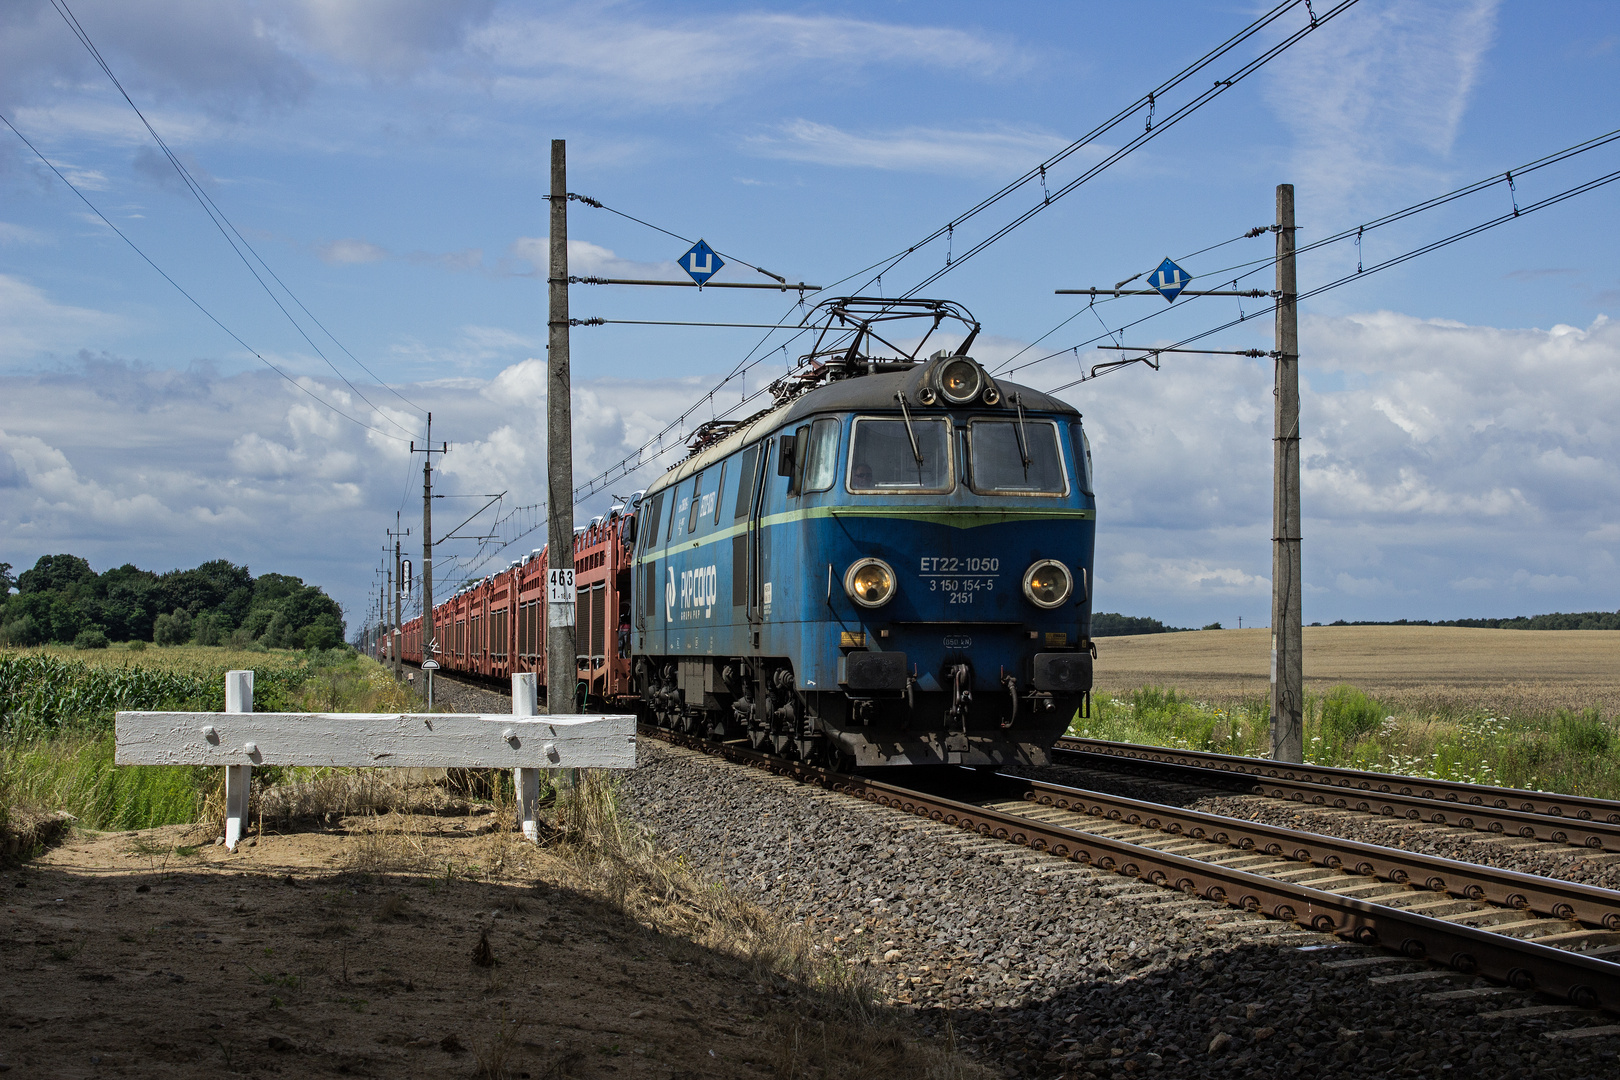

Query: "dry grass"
<box><xmin>545</xmin><ymin>771</ymin><xmax>989</xmax><ymax>1080</ymax></box>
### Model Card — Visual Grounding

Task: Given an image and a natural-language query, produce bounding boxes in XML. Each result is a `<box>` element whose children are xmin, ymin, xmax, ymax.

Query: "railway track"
<box><xmin>639</xmin><ymin>725</ymin><xmax>1620</xmax><ymax>1015</ymax></box>
<box><xmin>1054</xmin><ymin>737</ymin><xmax>1620</xmax><ymax>852</ymax></box>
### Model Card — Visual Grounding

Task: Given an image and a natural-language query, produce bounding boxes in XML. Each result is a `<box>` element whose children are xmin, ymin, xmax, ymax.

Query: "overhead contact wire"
<box><xmin>50</xmin><ymin>0</ymin><xmax>428</xmax><ymax>434</ymax></box>
<box><xmin>0</xmin><ymin>110</ymin><xmax>408</xmax><ymax>444</ymax></box>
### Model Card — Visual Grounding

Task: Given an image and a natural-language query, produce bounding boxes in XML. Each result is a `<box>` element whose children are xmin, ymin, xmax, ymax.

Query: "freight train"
<box><xmin>398</xmin><ymin>298</ymin><xmax>1096</xmax><ymax>768</ymax></box>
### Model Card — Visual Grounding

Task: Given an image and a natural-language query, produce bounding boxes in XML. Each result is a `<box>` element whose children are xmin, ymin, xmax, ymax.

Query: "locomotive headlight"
<box><xmin>844</xmin><ymin>558</ymin><xmax>897</xmax><ymax>608</ymax></box>
<box><xmin>938</xmin><ymin>358</ymin><xmax>982</xmax><ymax>404</ymax></box>
<box><xmin>1022</xmin><ymin>560</ymin><xmax>1073</xmax><ymax>609</ymax></box>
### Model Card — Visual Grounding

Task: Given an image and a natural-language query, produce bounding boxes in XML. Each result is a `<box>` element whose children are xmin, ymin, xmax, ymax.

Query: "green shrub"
<box><xmin>72</xmin><ymin>629</ymin><xmax>110</xmax><ymax>650</ymax></box>
<box><xmin>191</xmin><ymin>613</ymin><xmax>222</xmax><ymax>647</ymax></box>
<box><xmin>0</xmin><ymin>616</ymin><xmax>45</xmax><ymax>648</ymax></box>
<box><xmin>126</xmin><ymin>640</ymin><xmax>147</xmax><ymax>652</ymax></box>
<box><xmin>1319</xmin><ymin>685</ymin><xmax>1384</xmax><ymax>744</ymax></box>
<box><xmin>152</xmin><ymin>609</ymin><xmax>192</xmax><ymax>647</ymax></box>
<box><xmin>1552</xmin><ymin>708</ymin><xmax>1613</xmax><ymax>756</ymax></box>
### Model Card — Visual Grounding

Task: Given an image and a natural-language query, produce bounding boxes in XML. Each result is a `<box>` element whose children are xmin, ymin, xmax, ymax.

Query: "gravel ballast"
<box><xmin>1011</xmin><ymin>760</ymin><xmax>1620</xmax><ymax>893</ymax></box>
<box><xmin>625</xmin><ymin>739</ymin><xmax>1618</xmax><ymax>1079</ymax></box>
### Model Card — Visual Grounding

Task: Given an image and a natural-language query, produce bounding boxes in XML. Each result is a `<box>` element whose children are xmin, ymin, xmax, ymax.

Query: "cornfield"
<box><xmin>0</xmin><ymin>651</ymin><xmax>317</xmax><ymax>737</ymax></box>
<box><xmin>1</xmin><ymin>647</ymin><xmax>411</xmax><ymax>839</ymax></box>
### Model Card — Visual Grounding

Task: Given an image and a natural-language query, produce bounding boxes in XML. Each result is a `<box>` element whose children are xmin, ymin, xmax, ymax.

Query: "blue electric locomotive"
<box><xmin>631</xmin><ymin>298</ymin><xmax>1096</xmax><ymax>768</ymax></box>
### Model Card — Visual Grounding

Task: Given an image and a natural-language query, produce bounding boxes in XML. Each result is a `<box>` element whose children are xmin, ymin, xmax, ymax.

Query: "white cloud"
<box><xmin>0</xmin><ymin>275</ymin><xmax>119</xmax><ymax>363</ymax></box>
<box><xmin>506</xmin><ymin>237</ymin><xmax>682</xmax><ymax>281</ymax></box>
<box><xmin>318</xmin><ymin>237</ymin><xmax>389</xmax><ymax>264</ymax></box>
<box><xmin>1041</xmin><ymin>306</ymin><xmax>1620</xmax><ymax>622</ymax></box>
<box><xmin>274</xmin><ymin>0</ymin><xmax>496</xmax><ymax>76</ymax></box>
<box><xmin>6</xmin><ymin>301</ymin><xmax>1618</xmax><ymax>628</ymax></box>
<box><xmin>0</xmin><ymin>222</ymin><xmax>49</xmax><ymax>245</ymax></box>
<box><xmin>1265</xmin><ymin>0</ymin><xmax>1500</xmax><ymax>214</ymax></box>
<box><xmin>470</xmin><ymin>9</ymin><xmax>1027</xmax><ymax>108</ymax></box>
<box><xmin>1105</xmin><ymin>554</ymin><xmax>1269</xmax><ymax>595</ymax></box>
<box><xmin>1</xmin><ymin>427</ymin><xmax>171</xmax><ymax>531</ymax></box>
<box><xmin>744</xmin><ymin>121</ymin><xmax>1078</xmax><ymax>176</ymax></box>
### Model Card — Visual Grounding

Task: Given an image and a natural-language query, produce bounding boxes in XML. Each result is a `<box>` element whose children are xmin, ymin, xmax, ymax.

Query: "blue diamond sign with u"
<box><xmin>680</xmin><ymin>239</ymin><xmax>724</xmax><ymax>285</ymax></box>
<box><xmin>1148</xmin><ymin>256</ymin><xmax>1191</xmax><ymax>302</ymax></box>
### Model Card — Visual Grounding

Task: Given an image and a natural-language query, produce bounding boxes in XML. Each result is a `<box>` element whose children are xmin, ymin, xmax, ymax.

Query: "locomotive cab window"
<box><xmin>846</xmin><ymin>417</ymin><xmax>953</xmax><ymax>493</ymax></box>
<box><xmin>1074</xmin><ymin>425</ymin><xmax>1094</xmax><ymax>496</ymax></box>
<box><xmin>686</xmin><ymin>470</ymin><xmax>704</xmax><ymax>533</ymax></box>
<box><xmin>967</xmin><ymin>418</ymin><xmax>1068</xmax><ymax>495</ymax></box>
<box><xmin>640</xmin><ymin>491</ymin><xmax>665</xmax><ymax>551</ymax></box>
<box><xmin>801</xmin><ymin>417</ymin><xmax>840</xmax><ymax>493</ymax></box>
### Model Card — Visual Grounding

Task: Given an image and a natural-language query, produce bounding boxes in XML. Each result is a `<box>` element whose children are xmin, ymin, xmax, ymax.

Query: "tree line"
<box><xmin>0</xmin><ymin>554</ymin><xmax>346</xmax><ymax>651</ymax></box>
<box><xmin>1092</xmin><ymin>610</ymin><xmax>1620</xmax><ymax>637</ymax></box>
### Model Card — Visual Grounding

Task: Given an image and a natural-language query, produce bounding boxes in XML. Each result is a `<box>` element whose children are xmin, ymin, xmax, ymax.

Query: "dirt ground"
<box><xmin>1094</xmin><ymin>626</ymin><xmax>1620</xmax><ymax>714</ymax></box>
<box><xmin>0</xmin><ymin>809</ymin><xmax>963</xmax><ymax>1079</ymax></box>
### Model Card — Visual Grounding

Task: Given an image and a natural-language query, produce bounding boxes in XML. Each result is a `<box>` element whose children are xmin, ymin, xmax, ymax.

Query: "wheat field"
<box><xmin>1095</xmin><ymin>626</ymin><xmax>1620</xmax><ymax>717</ymax></box>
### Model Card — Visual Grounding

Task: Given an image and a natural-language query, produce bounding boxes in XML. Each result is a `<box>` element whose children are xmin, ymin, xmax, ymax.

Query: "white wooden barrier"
<box><xmin>116</xmin><ymin>671</ymin><xmax>635</xmax><ymax>850</ymax></box>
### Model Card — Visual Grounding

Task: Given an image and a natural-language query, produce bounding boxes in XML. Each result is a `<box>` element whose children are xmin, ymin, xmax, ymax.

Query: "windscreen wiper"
<box><xmin>895</xmin><ymin>391</ymin><xmax>924</xmax><ymax>464</ymax></box>
<box><xmin>1012</xmin><ymin>393</ymin><xmax>1032</xmax><ymax>469</ymax></box>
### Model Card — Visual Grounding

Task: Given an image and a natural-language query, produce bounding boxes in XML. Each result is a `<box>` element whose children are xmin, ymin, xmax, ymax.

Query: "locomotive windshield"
<box><xmin>848</xmin><ymin>417</ymin><xmax>952</xmax><ymax>492</ymax></box>
<box><xmin>967</xmin><ymin>419</ymin><xmax>1067</xmax><ymax>495</ymax></box>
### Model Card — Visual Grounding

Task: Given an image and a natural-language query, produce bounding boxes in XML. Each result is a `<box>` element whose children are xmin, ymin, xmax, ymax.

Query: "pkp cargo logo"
<box><xmin>678</xmin><ymin>564</ymin><xmax>719</xmax><ymax>619</ymax></box>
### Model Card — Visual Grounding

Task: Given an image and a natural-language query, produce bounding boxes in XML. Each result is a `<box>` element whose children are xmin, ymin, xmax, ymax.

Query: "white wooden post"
<box><xmin>223</xmin><ymin>670</ymin><xmax>253</xmax><ymax>851</ymax></box>
<box><xmin>512</xmin><ymin>673</ymin><xmax>541</xmax><ymax>842</ymax></box>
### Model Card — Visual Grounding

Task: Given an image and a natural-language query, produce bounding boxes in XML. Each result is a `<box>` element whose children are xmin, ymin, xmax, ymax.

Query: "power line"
<box><xmin>567</xmin><ymin>1</ymin><xmax>1348</xmax><ymax>505</ymax></box>
<box><xmin>896</xmin><ymin>0</ymin><xmax>1362</xmax><ymax>300</ymax></box>
<box><xmin>1150</xmin><ymin>125</ymin><xmax>1620</xmax><ymax>294</ymax></box>
<box><xmin>0</xmin><ymin>109</ymin><xmax>410</xmax><ymax>444</ymax></box>
<box><xmin>1038</xmin><ymin>161</ymin><xmax>1620</xmax><ymax>395</ymax></box>
<box><xmin>565</xmin><ymin>193</ymin><xmax>790</xmax><ymax>284</ymax></box>
<box><xmin>1007</xmin><ymin>126</ymin><xmax>1620</xmax><ymax>384</ymax></box>
<box><xmin>49</xmin><ymin>0</ymin><xmax>428</xmax><ymax>436</ymax></box>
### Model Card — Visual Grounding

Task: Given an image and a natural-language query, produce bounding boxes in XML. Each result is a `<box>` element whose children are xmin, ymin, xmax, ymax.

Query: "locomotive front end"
<box><xmin>802</xmin><ymin>352</ymin><xmax>1096</xmax><ymax>766</ymax></box>
<box><xmin>629</xmin><ymin>298</ymin><xmax>1097</xmax><ymax>769</ymax></box>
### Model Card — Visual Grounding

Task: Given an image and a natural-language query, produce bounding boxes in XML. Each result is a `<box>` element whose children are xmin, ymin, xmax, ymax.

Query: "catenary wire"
<box><xmin>1037</xmin><ymin>162</ymin><xmax>1620</xmax><ymax>395</ymax></box>
<box><xmin>0</xmin><ymin>109</ymin><xmax>410</xmax><ymax>445</ymax></box>
<box><xmin>49</xmin><ymin>0</ymin><xmax>428</xmax><ymax>435</ymax></box>
<box><xmin>897</xmin><ymin>0</ymin><xmax>1362</xmax><ymax>302</ymax></box>
<box><xmin>567</xmin><ymin>1</ymin><xmax>1347</xmax><ymax>507</ymax></box>
<box><xmin>1006</xmin><ymin>127</ymin><xmax>1620</xmax><ymax>382</ymax></box>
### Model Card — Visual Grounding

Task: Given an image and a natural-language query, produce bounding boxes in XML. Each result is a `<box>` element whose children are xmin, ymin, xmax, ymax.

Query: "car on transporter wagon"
<box><xmin>631</xmin><ymin>297</ymin><xmax>1098</xmax><ymax>769</ymax></box>
<box><xmin>402</xmin><ymin>297</ymin><xmax>1098</xmax><ymax>770</ymax></box>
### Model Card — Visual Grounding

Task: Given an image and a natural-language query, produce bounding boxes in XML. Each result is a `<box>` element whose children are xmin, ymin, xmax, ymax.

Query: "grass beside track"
<box><xmin>1075</xmin><ymin>626</ymin><xmax>1620</xmax><ymax>798</ymax></box>
<box><xmin>1071</xmin><ymin>683</ymin><xmax>1620</xmax><ymax>800</ymax></box>
<box><xmin>0</xmin><ymin>645</ymin><xmax>418</xmax><ymax>847</ymax></box>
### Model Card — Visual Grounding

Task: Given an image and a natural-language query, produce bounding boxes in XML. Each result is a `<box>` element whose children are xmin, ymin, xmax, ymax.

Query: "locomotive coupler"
<box><xmin>1000</xmin><ymin>674</ymin><xmax>1019</xmax><ymax>729</ymax></box>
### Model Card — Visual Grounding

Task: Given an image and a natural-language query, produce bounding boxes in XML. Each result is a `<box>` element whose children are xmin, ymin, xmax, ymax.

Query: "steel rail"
<box><xmin>1014</xmin><ymin>776</ymin><xmax>1620</xmax><ymax>931</ymax></box>
<box><xmin>641</xmin><ymin>726</ymin><xmax>1620</xmax><ymax>1013</ymax></box>
<box><xmin>1055</xmin><ymin>737</ymin><xmax>1620</xmax><ymax>851</ymax></box>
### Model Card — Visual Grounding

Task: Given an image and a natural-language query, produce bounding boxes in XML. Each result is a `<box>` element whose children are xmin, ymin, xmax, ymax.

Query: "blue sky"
<box><xmin>2</xmin><ymin>0</ymin><xmax>1619</xmax><ymax>632</ymax></box>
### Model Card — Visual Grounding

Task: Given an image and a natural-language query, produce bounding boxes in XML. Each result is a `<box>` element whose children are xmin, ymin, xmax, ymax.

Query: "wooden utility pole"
<box><xmin>1271</xmin><ymin>184</ymin><xmax>1304</xmax><ymax>763</ymax></box>
<box><xmin>415</xmin><ymin>413</ymin><xmax>447</xmax><ymax>708</ymax></box>
<box><xmin>389</xmin><ymin>513</ymin><xmax>409</xmax><ymax>681</ymax></box>
<box><xmin>546</xmin><ymin>139</ymin><xmax>578</xmax><ymax>721</ymax></box>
